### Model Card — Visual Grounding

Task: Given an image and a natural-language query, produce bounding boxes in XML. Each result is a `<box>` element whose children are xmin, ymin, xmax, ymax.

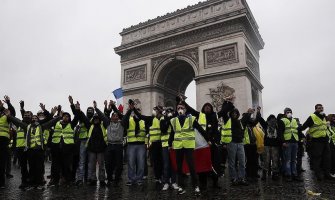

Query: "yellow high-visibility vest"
<box><xmin>127</xmin><ymin>117</ymin><xmax>146</xmax><ymax>143</ymax></box>
<box><xmin>170</xmin><ymin>116</ymin><xmax>196</xmax><ymax>149</ymax></box>
<box><xmin>309</xmin><ymin>114</ymin><xmax>328</xmax><ymax>138</ymax></box>
<box><xmin>281</xmin><ymin>118</ymin><xmax>299</xmax><ymax>141</ymax></box>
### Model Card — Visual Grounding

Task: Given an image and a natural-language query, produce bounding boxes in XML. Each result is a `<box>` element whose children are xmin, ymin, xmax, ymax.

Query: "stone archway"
<box><xmin>115</xmin><ymin>0</ymin><xmax>264</xmax><ymax>115</ymax></box>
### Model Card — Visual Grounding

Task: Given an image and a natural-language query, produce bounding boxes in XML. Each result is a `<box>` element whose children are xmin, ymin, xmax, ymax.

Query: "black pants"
<box><xmin>151</xmin><ymin>142</ymin><xmax>163</xmax><ymax>180</ymax></box>
<box><xmin>6</xmin><ymin>148</ymin><xmax>12</xmax><ymax>175</ymax></box>
<box><xmin>176</xmin><ymin>148</ymin><xmax>198</xmax><ymax>188</ymax></box>
<box><xmin>244</xmin><ymin>144</ymin><xmax>259</xmax><ymax>178</ymax></box>
<box><xmin>51</xmin><ymin>144</ymin><xmax>74</xmax><ymax>183</ymax></box>
<box><xmin>330</xmin><ymin>142</ymin><xmax>335</xmax><ymax>174</ymax></box>
<box><xmin>0</xmin><ymin>145</ymin><xmax>8</xmax><ymax>187</ymax></box>
<box><xmin>220</xmin><ymin>144</ymin><xmax>228</xmax><ymax>174</ymax></box>
<box><xmin>105</xmin><ymin>144</ymin><xmax>123</xmax><ymax>182</ymax></box>
<box><xmin>310</xmin><ymin>140</ymin><xmax>331</xmax><ymax>177</ymax></box>
<box><xmin>27</xmin><ymin>149</ymin><xmax>45</xmax><ymax>185</ymax></box>
<box><xmin>297</xmin><ymin>142</ymin><xmax>304</xmax><ymax>172</ymax></box>
<box><xmin>17</xmin><ymin>148</ymin><xmax>29</xmax><ymax>183</ymax></box>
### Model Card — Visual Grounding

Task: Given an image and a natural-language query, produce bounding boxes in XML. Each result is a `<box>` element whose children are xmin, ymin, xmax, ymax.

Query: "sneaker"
<box><xmin>178</xmin><ymin>187</ymin><xmax>186</xmax><ymax>195</ymax></box>
<box><xmin>142</xmin><ymin>176</ymin><xmax>147</xmax><ymax>180</ymax></box>
<box><xmin>239</xmin><ymin>179</ymin><xmax>249</xmax><ymax>186</ymax></box>
<box><xmin>171</xmin><ymin>183</ymin><xmax>179</xmax><ymax>190</ymax></box>
<box><xmin>162</xmin><ymin>183</ymin><xmax>169</xmax><ymax>191</ymax></box>
<box><xmin>231</xmin><ymin>179</ymin><xmax>239</xmax><ymax>186</ymax></box>
<box><xmin>194</xmin><ymin>186</ymin><xmax>201</xmax><ymax>196</ymax></box>
<box><xmin>47</xmin><ymin>180</ymin><xmax>58</xmax><ymax>187</ymax></box>
<box><xmin>126</xmin><ymin>181</ymin><xmax>133</xmax><ymax>186</ymax></box>
<box><xmin>137</xmin><ymin>181</ymin><xmax>143</xmax><ymax>186</ymax></box>
<box><xmin>155</xmin><ymin>179</ymin><xmax>162</xmax><ymax>184</ymax></box>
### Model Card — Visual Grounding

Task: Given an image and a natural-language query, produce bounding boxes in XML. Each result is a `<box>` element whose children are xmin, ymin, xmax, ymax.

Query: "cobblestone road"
<box><xmin>0</xmin><ymin>154</ymin><xmax>334</xmax><ymax>200</ymax></box>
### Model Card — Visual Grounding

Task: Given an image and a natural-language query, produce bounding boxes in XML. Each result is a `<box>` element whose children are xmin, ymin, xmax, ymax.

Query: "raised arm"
<box><xmin>4</xmin><ymin>95</ymin><xmax>16</xmax><ymax>117</ymax></box>
<box><xmin>217</xmin><ymin>101</ymin><xmax>234</xmax><ymax>123</ymax></box>
<box><xmin>93</xmin><ymin>100</ymin><xmax>110</xmax><ymax>128</ymax></box>
<box><xmin>6</xmin><ymin>115</ymin><xmax>28</xmax><ymax>129</ymax></box>
<box><xmin>183</xmin><ymin>100</ymin><xmax>199</xmax><ymax>118</ymax></box>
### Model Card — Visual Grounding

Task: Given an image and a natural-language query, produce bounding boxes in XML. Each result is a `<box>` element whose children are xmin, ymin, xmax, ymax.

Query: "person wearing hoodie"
<box><xmin>257</xmin><ymin>110</ymin><xmax>281</xmax><ymax>180</ymax></box>
<box><xmin>68</xmin><ymin>96</ymin><xmax>95</xmax><ymax>186</ymax></box>
<box><xmin>217</xmin><ymin>98</ymin><xmax>251</xmax><ymax>186</ymax></box>
<box><xmin>170</xmin><ymin>101</ymin><xmax>208</xmax><ymax>196</ymax></box>
<box><xmin>301</xmin><ymin>104</ymin><xmax>334</xmax><ymax>181</ymax></box>
<box><xmin>48</xmin><ymin>105</ymin><xmax>79</xmax><ymax>187</ymax></box>
<box><xmin>181</xmin><ymin>97</ymin><xmax>221</xmax><ymax>190</ymax></box>
<box><xmin>98</xmin><ymin>100</ymin><xmax>125</xmax><ymax>186</ymax></box>
<box><xmin>278</xmin><ymin>108</ymin><xmax>303</xmax><ymax>182</ymax></box>
<box><xmin>0</xmin><ymin>95</ymin><xmax>16</xmax><ymax>189</ymax></box>
<box><xmin>79</xmin><ymin>101</ymin><xmax>108</xmax><ymax>186</ymax></box>
<box><xmin>7</xmin><ymin>106</ymin><xmax>59</xmax><ymax>189</ymax></box>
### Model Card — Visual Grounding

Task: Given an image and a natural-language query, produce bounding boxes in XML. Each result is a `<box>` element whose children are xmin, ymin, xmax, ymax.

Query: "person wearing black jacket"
<box><xmin>217</xmin><ymin>100</ymin><xmax>251</xmax><ymax>186</ymax></box>
<box><xmin>301</xmin><ymin>104</ymin><xmax>334</xmax><ymax>181</ymax></box>
<box><xmin>183</xmin><ymin>99</ymin><xmax>221</xmax><ymax>190</ymax></box>
<box><xmin>0</xmin><ymin>95</ymin><xmax>16</xmax><ymax>189</ymax></box>
<box><xmin>48</xmin><ymin>106</ymin><xmax>79</xmax><ymax>187</ymax></box>
<box><xmin>7</xmin><ymin>106</ymin><xmax>59</xmax><ymax>188</ymax></box>
<box><xmin>257</xmin><ymin>110</ymin><xmax>280</xmax><ymax>180</ymax></box>
<box><xmin>79</xmin><ymin>101</ymin><xmax>108</xmax><ymax>186</ymax></box>
<box><xmin>169</xmin><ymin>101</ymin><xmax>208</xmax><ymax>196</ymax></box>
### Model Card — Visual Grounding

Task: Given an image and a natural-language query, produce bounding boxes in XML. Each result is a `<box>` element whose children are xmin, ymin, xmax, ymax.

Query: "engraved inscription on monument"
<box><xmin>124</xmin><ymin>65</ymin><xmax>147</xmax><ymax>84</ymax></box>
<box><xmin>204</xmin><ymin>43</ymin><xmax>238</xmax><ymax>68</ymax></box>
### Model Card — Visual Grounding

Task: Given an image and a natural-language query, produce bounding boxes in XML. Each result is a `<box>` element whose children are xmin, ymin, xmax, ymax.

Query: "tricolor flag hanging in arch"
<box><xmin>112</xmin><ymin>88</ymin><xmax>124</xmax><ymax>113</ymax></box>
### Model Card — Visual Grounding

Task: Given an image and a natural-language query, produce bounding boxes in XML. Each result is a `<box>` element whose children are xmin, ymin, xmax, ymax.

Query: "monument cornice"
<box><xmin>118</xmin><ymin>0</ymin><xmax>263</xmax><ymax>48</ymax></box>
<box><xmin>116</xmin><ymin>18</ymin><xmax>262</xmax><ymax>62</ymax></box>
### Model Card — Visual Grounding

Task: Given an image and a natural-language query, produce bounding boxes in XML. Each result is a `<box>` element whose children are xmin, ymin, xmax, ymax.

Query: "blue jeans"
<box><xmin>227</xmin><ymin>142</ymin><xmax>246</xmax><ymax>181</ymax></box>
<box><xmin>282</xmin><ymin>143</ymin><xmax>298</xmax><ymax>176</ymax></box>
<box><xmin>127</xmin><ymin>144</ymin><xmax>146</xmax><ymax>183</ymax></box>
<box><xmin>162</xmin><ymin>147</ymin><xmax>176</xmax><ymax>184</ymax></box>
<box><xmin>76</xmin><ymin>140</ymin><xmax>87</xmax><ymax>181</ymax></box>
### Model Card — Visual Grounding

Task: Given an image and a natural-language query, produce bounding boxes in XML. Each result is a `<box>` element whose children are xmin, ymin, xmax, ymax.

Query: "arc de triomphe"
<box><xmin>115</xmin><ymin>0</ymin><xmax>264</xmax><ymax>115</ymax></box>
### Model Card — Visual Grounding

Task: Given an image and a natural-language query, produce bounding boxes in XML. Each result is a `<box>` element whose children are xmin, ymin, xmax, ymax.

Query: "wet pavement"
<box><xmin>0</xmin><ymin>154</ymin><xmax>334</xmax><ymax>200</ymax></box>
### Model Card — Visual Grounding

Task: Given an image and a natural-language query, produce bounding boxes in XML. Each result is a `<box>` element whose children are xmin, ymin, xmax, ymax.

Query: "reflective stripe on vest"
<box><xmin>149</xmin><ymin>117</ymin><xmax>162</xmax><ymax>142</ymax></box>
<box><xmin>86</xmin><ymin>123</ymin><xmax>107</xmax><ymax>146</ymax></box>
<box><xmin>309</xmin><ymin>114</ymin><xmax>328</xmax><ymax>138</ymax></box>
<box><xmin>52</xmin><ymin>122</ymin><xmax>74</xmax><ymax>144</ymax></box>
<box><xmin>127</xmin><ymin>117</ymin><xmax>146</xmax><ymax>143</ymax></box>
<box><xmin>43</xmin><ymin>129</ymin><xmax>50</xmax><ymax>145</ymax></box>
<box><xmin>243</xmin><ymin>127</ymin><xmax>250</xmax><ymax>145</ymax></box>
<box><xmin>16</xmin><ymin>127</ymin><xmax>26</xmax><ymax>148</ymax></box>
<box><xmin>281</xmin><ymin>118</ymin><xmax>299</xmax><ymax>141</ymax></box>
<box><xmin>0</xmin><ymin>115</ymin><xmax>10</xmax><ymax>138</ymax></box>
<box><xmin>27</xmin><ymin>124</ymin><xmax>43</xmax><ymax>149</ymax></box>
<box><xmin>170</xmin><ymin>115</ymin><xmax>195</xmax><ymax>149</ymax></box>
<box><xmin>161</xmin><ymin>126</ymin><xmax>171</xmax><ymax>148</ymax></box>
<box><xmin>221</xmin><ymin>119</ymin><xmax>232</xmax><ymax>144</ymax></box>
<box><xmin>198</xmin><ymin>112</ymin><xmax>207</xmax><ymax>131</ymax></box>
<box><xmin>79</xmin><ymin>123</ymin><xmax>88</xmax><ymax>139</ymax></box>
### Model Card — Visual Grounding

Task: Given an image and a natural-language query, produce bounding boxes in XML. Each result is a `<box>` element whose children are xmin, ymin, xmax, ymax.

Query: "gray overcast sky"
<box><xmin>1</xmin><ymin>0</ymin><xmax>335</xmax><ymax>122</ymax></box>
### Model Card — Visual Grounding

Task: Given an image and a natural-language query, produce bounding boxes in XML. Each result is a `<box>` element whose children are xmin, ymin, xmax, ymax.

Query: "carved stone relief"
<box><xmin>208</xmin><ymin>82</ymin><xmax>235</xmax><ymax>112</ymax></box>
<box><xmin>245</xmin><ymin>46</ymin><xmax>260</xmax><ymax>79</ymax></box>
<box><xmin>204</xmin><ymin>43</ymin><xmax>238</xmax><ymax>68</ymax></box>
<box><xmin>151</xmin><ymin>47</ymin><xmax>199</xmax><ymax>71</ymax></box>
<box><xmin>124</xmin><ymin>65</ymin><xmax>147</xmax><ymax>84</ymax></box>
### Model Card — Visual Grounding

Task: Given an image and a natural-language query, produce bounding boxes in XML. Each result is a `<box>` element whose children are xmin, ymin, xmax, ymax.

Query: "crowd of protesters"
<box><xmin>0</xmin><ymin>94</ymin><xmax>334</xmax><ymax>196</ymax></box>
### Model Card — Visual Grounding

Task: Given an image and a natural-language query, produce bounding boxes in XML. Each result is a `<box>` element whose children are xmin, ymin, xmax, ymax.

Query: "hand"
<box><xmin>39</xmin><ymin>103</ymin><xmax>46</xmax><ymax>111</ymax></box>
<box><xmin>4</xmin><ymin>109</ymin><xmax>10</xmax><ymax>116</ymax></box>
<box><xmin>57</xmin><ymin>105</ymin><xmax>62</xmax><ymax>113</ymax></box>
<box><xmin>19</xmin><ymin>100</ymin><xmax>24</xmax><ymax>109</ymax></box>
<box><xmin>104</xmin><ymin>100</ymin><xmax>107</xmax><ymax>108</ymax></box>
<box><xmin>75</xmin><ymin>101</ymin><xmax>80</xmax><ymax>110</ymax></box>
<box><xmin>58</xmin><ymin>110</ymin><xmax>64</xmax><ymax>117</ymax></box>
<box><xmin>50</xmin><ymin>106</ymin><xmax>57</xmax><ymax>116</ymax></box>
<box><xmin>68</xmin><ymin>95</ymin><xmax>74</xmax><ymax>105</ymax></box>
<box><xmin>247</xmin><ymin>108</ymin><xmax>255</xmax><ymax>114</ymax></box>
<box><xmin>208</xmin><ymin>141</ymin><xmax>212</xmax><ymax>146</ymax></box>
<box><xmin>3</xmin><ymin>95</ymin><xmax>10</xmax><ymax>103</ymax></box>
<box><xmin>257</xmin><ymin>106</ymin><xmax>261</xmax><ymax>113</ymax></box>
<box><xmin>93</xmin><ymin>101</ymin><xmax>97</xmax><ymax>109</ymax></box>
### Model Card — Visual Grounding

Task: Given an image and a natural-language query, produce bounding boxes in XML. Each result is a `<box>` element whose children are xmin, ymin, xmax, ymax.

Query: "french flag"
<box><xmin>112</xmin><ymin>88</ymin><xmax>124</xmax><ymax>113</ymax></box>
<box><xmin>170</xmin><ymin>129</ymin><xmax>212</xmax><ymax>173</ymax></box>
